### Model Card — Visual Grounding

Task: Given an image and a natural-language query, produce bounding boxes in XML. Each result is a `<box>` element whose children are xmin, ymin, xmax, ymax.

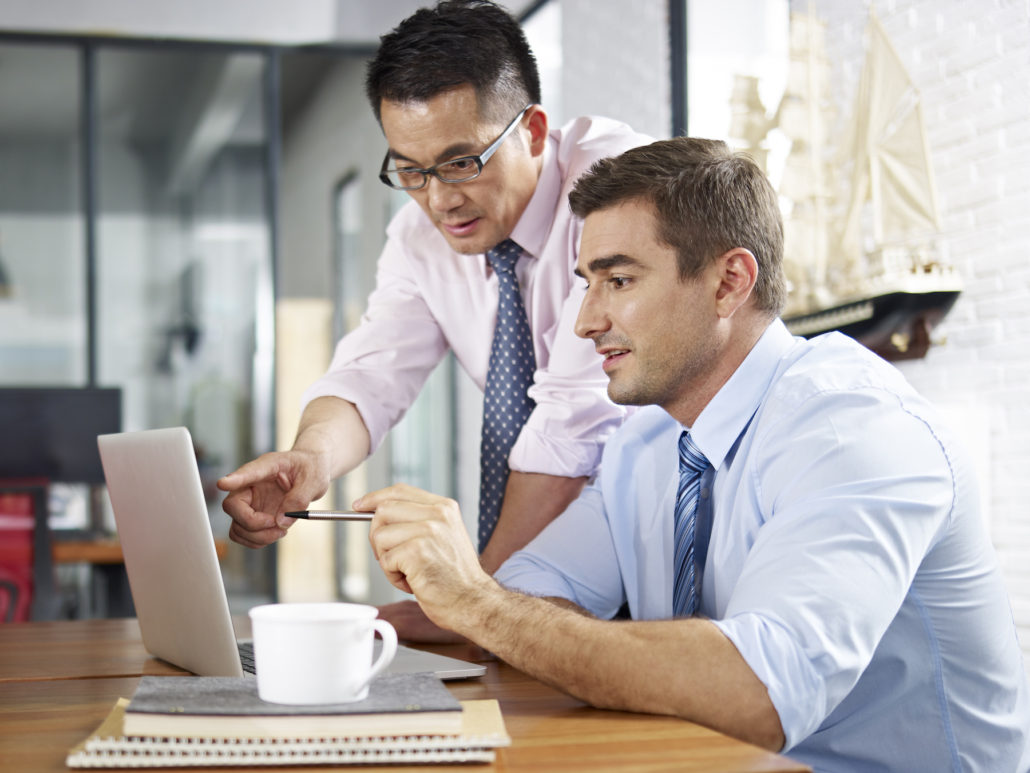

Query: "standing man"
<box><xmin>218</xmin><ymin>0</ymin><xmax>650</xmax><ymax>634</ymax></box>
<box><xmin>359</xmin><ymin>137</ymin><xmax>1030</xmax><ymax>771</ymax></box>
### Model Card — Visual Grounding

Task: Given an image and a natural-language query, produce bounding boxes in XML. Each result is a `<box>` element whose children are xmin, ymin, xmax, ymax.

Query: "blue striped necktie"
<box><xmin>479</xmin><ymin>239</ymin><xmax>536</xmax><ymax>551</ymax></box>
<box><xmin>673</xmin><ymin>431</ymin><xmax>710</xmax><ymax>617</ymax></box>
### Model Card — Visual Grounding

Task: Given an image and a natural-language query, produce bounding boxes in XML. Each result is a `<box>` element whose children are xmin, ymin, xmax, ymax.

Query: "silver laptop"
<box><xmin>97</xmin><ymin>426</ymin><xmax>485</xmax><ymax>680</ymax></box>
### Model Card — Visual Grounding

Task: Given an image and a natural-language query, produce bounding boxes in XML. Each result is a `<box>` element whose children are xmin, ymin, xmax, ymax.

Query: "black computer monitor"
<box><xmin>0</xmin><ymin>387</ymin><xmax>122</xmax><ymax>484</ymax></box>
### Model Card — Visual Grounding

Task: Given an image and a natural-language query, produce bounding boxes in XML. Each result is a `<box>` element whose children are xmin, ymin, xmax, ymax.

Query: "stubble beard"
<box><xmin>607</xmin><ymin>342</ymin><xmax>718</xmax><ymax>411</ymax></box>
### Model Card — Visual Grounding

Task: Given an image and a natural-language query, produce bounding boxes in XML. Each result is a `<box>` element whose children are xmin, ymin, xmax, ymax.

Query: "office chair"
<box><xmin>0</xmin><ymin>387</ymin><xmax>121</xmax><ymax>620</ymax></box>
<box><xmin>0</xmin><ymin>481</ymin><xmax>49</xmax><ymax>622</ymax></box>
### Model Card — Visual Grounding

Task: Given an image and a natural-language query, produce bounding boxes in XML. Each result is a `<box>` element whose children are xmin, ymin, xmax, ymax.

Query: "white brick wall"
<box><xmin>813</xmin><ymin>0</ymin><xmax>1030</xmax><ymax>665</ymax></box>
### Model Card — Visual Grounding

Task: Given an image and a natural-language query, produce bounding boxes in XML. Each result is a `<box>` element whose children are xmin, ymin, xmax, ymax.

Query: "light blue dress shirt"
<box><xmin>496</xmin><ymin>319</ymin><xmax>1030</xmax><ymax>772</ymax></box>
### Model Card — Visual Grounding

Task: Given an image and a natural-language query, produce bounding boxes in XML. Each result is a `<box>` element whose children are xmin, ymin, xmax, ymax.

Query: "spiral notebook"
<box><xmin>66</xmin><ymin>698</ymin><xmax>510</xmax><ymax>768</ymax></box>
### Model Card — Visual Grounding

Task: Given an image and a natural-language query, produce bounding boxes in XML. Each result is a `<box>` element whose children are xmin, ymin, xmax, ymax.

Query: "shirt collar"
<box><xmin>507</xmin><ymin>133</ymin><xmax>559</xmax><ymax>260</ymax></box>
<box><xmin>688</xmin><ymin>319</ymin><xmax>797</xmax><ymax>469</ymax></box>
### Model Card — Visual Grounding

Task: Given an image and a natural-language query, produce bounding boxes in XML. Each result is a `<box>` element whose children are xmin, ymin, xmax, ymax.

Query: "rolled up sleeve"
<box><xmin>712</xmin><ymin>388</ymin><xmax>955</xmax><ymax>749</ymax></box>
<box><xmin>509</xmin><ymin>279</ymin><xmax>626</xmax><ymax>479</ymax></box>
<box><xmin>301</xmin><ymin>237</ymin><xmax>448</xmax><ymax>455</ymax></box>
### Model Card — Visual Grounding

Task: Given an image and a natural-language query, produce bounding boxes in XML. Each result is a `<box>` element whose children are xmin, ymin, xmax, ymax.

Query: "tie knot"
<box><xmin>486</xmin><ymin>239</ymin><xmax>522</xmax><ymax>274</ymax></box>
<box><xmin>678</xmin><ymin>431</ymin><xmax>708</xmax><ymax>474</ymax></box>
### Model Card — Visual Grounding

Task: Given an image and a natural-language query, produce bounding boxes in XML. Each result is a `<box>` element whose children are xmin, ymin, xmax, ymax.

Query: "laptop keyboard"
<box><xmin>238</xmin><ymin>641</ymin><xmax>256</xmax><ymax>674</ymax></box>
<box><xmin>237</xmin><ymin>640</ymin><xmax>485</xmax><ymax>680</ymax></box>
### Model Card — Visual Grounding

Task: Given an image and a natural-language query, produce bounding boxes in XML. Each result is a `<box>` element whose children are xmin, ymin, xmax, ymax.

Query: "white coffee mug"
<box><xmin>248</xmin><ymin>602</ymin><xmax>398</xmax><ymax>705</ymax></box>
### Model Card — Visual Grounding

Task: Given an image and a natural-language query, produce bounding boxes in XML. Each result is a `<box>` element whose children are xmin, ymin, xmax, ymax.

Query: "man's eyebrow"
<box><xmin>386</xmin><ymin>148</ymin><xmax>417</xmax><ymax>164</ymax></box>
<box><xmin>574</xmin><ymin>254</ymin><xmax>643</xmax><ymax>278</ymax></box>
<box><xmin>435</xmin><ymin>142</ymin><xmax>476</xmax><ymax>161</ymax></box>
<box><xmin>387</xmin><ymin>142</ymin><xmax>477</xmax><ymax>166</ymax></box>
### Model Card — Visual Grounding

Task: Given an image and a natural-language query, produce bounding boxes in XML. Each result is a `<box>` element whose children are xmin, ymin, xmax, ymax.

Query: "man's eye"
<box><xmin>395</xmin><ymin>168</ymin><xmax>423</xmax><ymax>181</ymax></box>
<box><xmin>444</xmin><ymin>158</ymin><xmax>476</xmax><ymax>172</ymax></box>
<box><xmin>610</xmin><ymin>276</ymin><xmax>630</xmax><ymax>289</ymax></box>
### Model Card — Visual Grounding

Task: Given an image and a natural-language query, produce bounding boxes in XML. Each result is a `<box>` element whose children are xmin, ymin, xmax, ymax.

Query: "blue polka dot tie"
<box><xmin>673</xmin><ymin>431</ymin><xmax>710</xmax><ymax>617</ymax></box>
<box><xmin>479</xmin><ymin>239</ymin><xmax>536</xmax><ymax>551</ymax></box>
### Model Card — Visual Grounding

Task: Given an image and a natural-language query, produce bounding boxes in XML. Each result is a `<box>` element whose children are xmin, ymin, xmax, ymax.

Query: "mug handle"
<box><xmin>361</xmin><ymin>618</ymin><xmax>398</xmax><ymax>689</ymax></box>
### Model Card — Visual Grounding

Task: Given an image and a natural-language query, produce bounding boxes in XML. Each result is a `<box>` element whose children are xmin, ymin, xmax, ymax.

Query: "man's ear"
<box><xmin>714</xmin><ymin>248</ymin><xmax>758</xmax><ymax>319</ymax></box>
<box><xmin>525</xmin><ymin>105</ymin><xmax>549</xmax><ymax>157</ymax></box>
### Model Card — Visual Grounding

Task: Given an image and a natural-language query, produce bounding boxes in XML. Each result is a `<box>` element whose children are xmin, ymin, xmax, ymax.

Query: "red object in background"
<box><xmin>0</xmin><ymin>491</ymin><xmax>35</xmax><ymax>622</ymax></box>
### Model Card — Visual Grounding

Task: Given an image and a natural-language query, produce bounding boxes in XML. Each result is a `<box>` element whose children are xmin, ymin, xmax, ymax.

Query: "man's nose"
<box><xmin>574</xmin><ymin>285</ymin><xmax>608</xmax><ymax>340</ymax></box>
<box><xmin>425</xmin><ymin>175</ymin><xmax>464</xmax><ymax>212</ymax></box>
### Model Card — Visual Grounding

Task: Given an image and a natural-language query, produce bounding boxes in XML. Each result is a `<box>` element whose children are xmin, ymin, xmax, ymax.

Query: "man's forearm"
<box><xmin>479</xmin><ymin>471</ymin><xmax>588</xmax><ymax>573</ymax></box>
<box><xmin>450</xmin><ymin>582</ymin><xmax>785</xmax><ymax>751</ymax></box>
<box><xmin>360</xmin><ymin>482</ymin><xmax>784</xmax><ymax>750</ymax></box>
<box><xmin>293</xmin><ymin>396</ymin><xmax>372</xmax><ymax>480</ymax></box>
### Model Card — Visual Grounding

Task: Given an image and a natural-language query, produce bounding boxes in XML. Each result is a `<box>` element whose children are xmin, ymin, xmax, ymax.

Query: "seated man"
<box><xmin>358</xmin><ymin>137</ymin><xmax>1030</xmax><ymax>771</ymax></box>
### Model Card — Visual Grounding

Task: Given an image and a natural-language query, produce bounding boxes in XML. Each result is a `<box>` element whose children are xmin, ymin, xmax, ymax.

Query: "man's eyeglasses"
<box><xmin>379</xmin><ymin>105</ymin><xmax>532</xmax><ymax>191</ymax></box>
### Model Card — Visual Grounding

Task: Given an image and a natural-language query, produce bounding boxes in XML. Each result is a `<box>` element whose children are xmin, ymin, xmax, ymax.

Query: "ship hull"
<box><xmin>784</xmin><ymin>289</ymin><xmax>961</xmax><ymax>361</ymax></box>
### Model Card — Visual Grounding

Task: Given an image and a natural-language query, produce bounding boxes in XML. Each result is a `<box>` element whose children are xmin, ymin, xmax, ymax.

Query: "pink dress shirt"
<box><xmin>301</xmin><ymin>116</ymin><xmax>652</xmax><ymax>478</ymax></box>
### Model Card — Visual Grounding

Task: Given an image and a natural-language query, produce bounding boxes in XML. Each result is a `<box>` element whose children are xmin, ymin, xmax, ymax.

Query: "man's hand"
<box><xmin>358</xmin><ymin>484</ymin><xmax>493</xmax><ymax>634</ymax></box>
<box><xmin>376</xmin><ymin>600</ymin><xmax>469</xmax><ymax>644</ymax></box>
<box><xmin>218</xmin><ymin>449</ymin><xmax>331</xmax><ymax>548</ymax></box>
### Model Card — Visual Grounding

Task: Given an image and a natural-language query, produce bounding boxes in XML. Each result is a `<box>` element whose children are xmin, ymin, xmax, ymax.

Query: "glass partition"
<box><xmin>0</xmin><ymin>36</ymin><xmax>279</xmax><ymax>616</ymax></box>
<box><xmin>0</xmin><ymin>42</ymin><xmax>86</xmax><ymax>385</ymax></box>
<box><xmin>94</xmin><ymin>46</ymin><xmax>273</xmax><ymax>498</ymax></box>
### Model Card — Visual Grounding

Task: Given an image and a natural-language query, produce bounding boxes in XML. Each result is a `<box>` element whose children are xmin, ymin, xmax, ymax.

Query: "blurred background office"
<box><xmin>0</xmin><ymin>0</ymin><xmax>1028</xmax><ymax>673</ymax></box>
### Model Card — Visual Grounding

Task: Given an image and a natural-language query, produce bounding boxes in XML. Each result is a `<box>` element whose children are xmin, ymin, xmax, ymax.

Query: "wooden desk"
<box><xmin>0</xmin><ymin>619</ymin><xmax>810</xmax><ymax>772</ymax></box>
<box><xmin>52</xmin><ymin>537</ymin><xmax>229</xmax><ymax>565</ymax></box>
<box><xmin>0</xmin><ymin>618</ymin><xmax>184</xmax><ymax>682</ymax></box>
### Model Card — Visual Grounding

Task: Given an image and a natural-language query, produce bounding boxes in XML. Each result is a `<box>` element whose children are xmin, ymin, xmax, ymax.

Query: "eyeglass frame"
<box><xmin>378</xmin><ymin>104</ymin><xmax>533</xmax><ymax>191</ymax></box>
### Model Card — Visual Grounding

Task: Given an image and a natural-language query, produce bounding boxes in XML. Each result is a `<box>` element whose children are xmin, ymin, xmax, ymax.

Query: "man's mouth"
<box><xmin>441</xmin><ymin>217</ymin><xmax>480</xmax><ymax>237</ymax></box>
<box><xmin>598</xmin><ymin>347</ymin><xmax>630</xmax><ymax>371</ymax></box>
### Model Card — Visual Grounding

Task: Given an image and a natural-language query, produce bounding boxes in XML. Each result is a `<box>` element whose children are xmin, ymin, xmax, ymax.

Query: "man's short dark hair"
<box><xmin>365</xmin><ymin>0</ymin><xmax>541</xmax><ymax>125</ymax></box>
<box><xmin>569</xmin><ymin>137</ymin><xmax>787</xmax><ymax>316</ymax></box>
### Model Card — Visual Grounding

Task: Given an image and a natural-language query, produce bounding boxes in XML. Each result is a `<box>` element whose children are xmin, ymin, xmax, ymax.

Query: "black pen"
<box><xmin>284</xmin><ymin>510</ymin><xmax>374</xmax><ymax>521</ymax></box>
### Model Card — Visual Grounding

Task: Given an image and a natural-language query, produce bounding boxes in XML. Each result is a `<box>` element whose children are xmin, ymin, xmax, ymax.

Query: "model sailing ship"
<box><xmin>731</xmin><ymin>10</ymin><xmax>961</xmax><ymax>361</ymax></box>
